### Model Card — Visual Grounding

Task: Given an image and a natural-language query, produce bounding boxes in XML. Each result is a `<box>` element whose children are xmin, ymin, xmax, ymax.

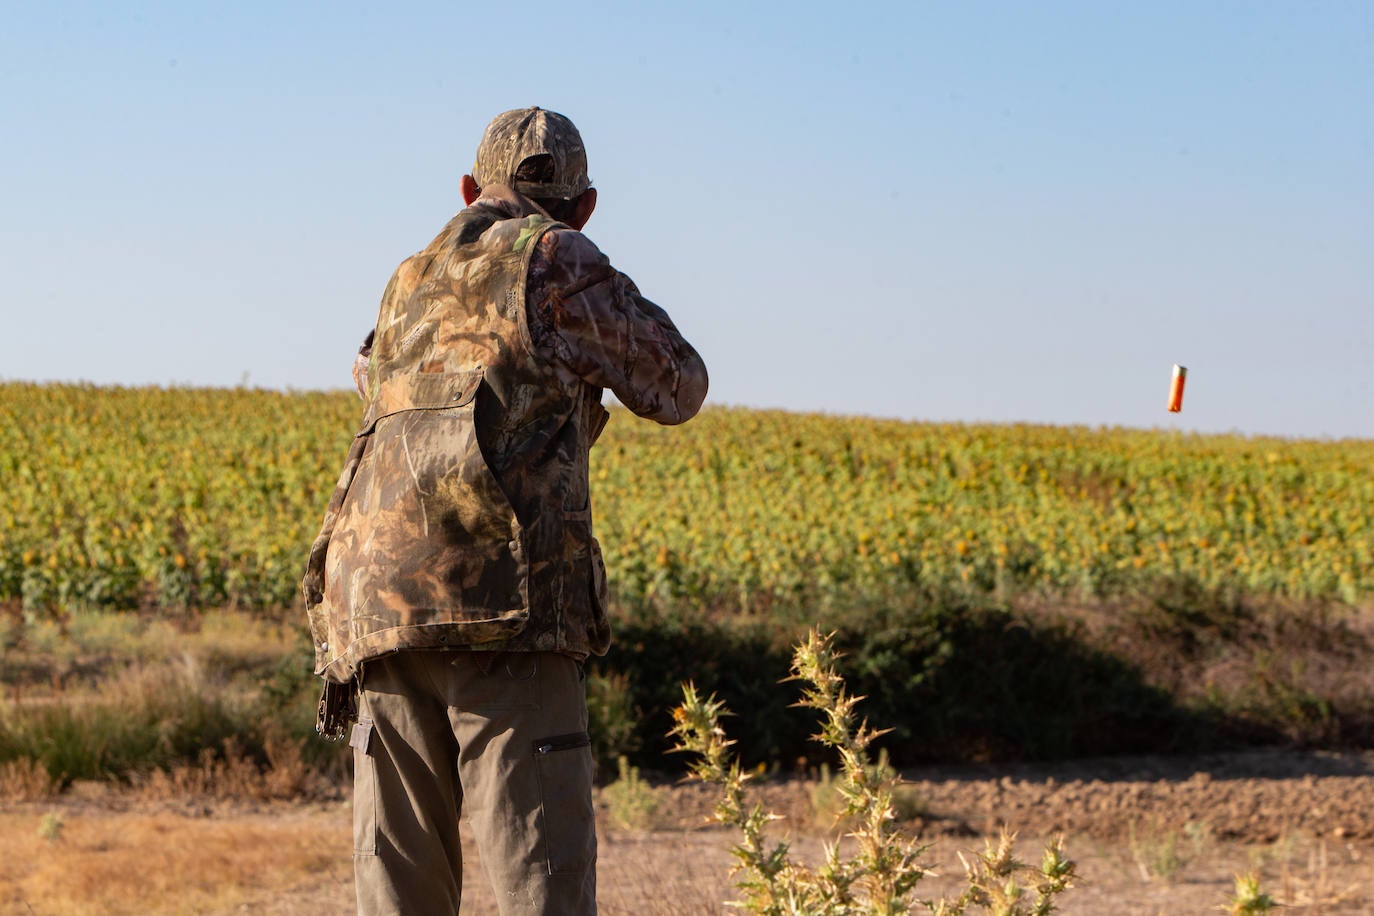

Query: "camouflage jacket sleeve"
<box><xmin>526</xmin><ymin>228</ymin><xmax>708</xmax><ymax>425</ymax></box>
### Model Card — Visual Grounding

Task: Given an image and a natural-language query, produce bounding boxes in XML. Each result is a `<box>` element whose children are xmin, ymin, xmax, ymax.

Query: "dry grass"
<box><xmin>0</xmin><ymin>801</ymin><xmax>1368</xmax><ymax>914</ymax></box>
<box><xmin>0</xmin><ymin>759</ymin><xmax>56</xmax><ymax>802</ymax></box>
<box><xmin>1261</xmin><ymin>837</ymin><xmax>1366</xmax><ymax>913</ymax></box>
<box><xmin>8</xmin><ymin>609</ymin><xmax>300</xmax><ymax>687</ymax></box>
<box><xmin>0</xmin><ymin>804</ymin><xmax>734</xmax><ymax>916</ymax></box>
<box><xmin>127</xmin><ymin>734</ymin><xmax>326</xmax><ymax>804</ymax></box>
<box><xmin>1</xmin><ymin>608</ymin><xmax>333</xmax><ymax>793</ymax></box>
<box><xmin>1</xmin><ymin>658</ymin><xmax>255</xmax><ymax>785</ymax></box>
<box><xmin>0</xmin><ymin>808</ymin><xmax>353</xmax><ymax>915</ymax></box>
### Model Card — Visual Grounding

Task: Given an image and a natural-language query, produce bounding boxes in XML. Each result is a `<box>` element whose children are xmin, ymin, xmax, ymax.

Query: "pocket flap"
<box><xmin>358</xmin><ymin>370</ymin><xmax>484</xmax><ymax>436</ymax></box>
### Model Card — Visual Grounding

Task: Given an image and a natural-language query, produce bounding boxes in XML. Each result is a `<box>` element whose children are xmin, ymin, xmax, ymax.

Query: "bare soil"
<box><xmin>2</xmin><ymin>749</ymin><xmax>1372</xmax><ymax>914</ymax></box>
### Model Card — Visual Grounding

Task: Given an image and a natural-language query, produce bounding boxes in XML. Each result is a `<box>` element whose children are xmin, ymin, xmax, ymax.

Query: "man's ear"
<box><xmin>568</xmin><ymin>187</ymin><xmax>597</xmax><ymax>230</ymax></box>
<box><xmin>460</xmin><ymin>174</ymin><xmax>480</xmax><ymax>206</ymax></box>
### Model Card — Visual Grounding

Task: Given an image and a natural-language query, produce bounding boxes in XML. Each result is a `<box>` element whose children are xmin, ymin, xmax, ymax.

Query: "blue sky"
<box><xmin>3</xmin><ymin>1</ymin><xmax>1371</xmax><ymax>439</ymax></box>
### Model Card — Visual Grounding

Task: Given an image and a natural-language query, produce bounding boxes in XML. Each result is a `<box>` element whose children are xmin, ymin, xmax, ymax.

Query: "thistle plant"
<box><xmin>670</xmin><ymin>628</ymin><xmax>1076</xmax><ymax>915</ymax></box>
<box><xmin>932</xmin><ymin>830</ymin><xmax>1076</xmax><ymax>916</ymax></box>
<box><xmin>671</xmin><ymin>683</ymin><xmax>802</xmax><ymax>913</ymax></box>
<box><xmin>788</xmin><ymin>629</ymin><xmax>931</xmax><ymax>913</ymax></box>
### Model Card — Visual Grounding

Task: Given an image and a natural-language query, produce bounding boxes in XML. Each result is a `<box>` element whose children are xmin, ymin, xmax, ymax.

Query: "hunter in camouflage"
<box><xmin>302</xmin><ymin>108</ymin><xmax>707</xmax><ymax>915</ymax></box>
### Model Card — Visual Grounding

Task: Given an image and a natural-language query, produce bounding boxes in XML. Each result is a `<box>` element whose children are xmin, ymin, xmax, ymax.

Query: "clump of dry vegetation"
<box><xmin>0</xmin><ymin>757</ymin><xmax>56</xmax><ymax>801</ymax></box>
<box><xmin>0</xmin><ymin>608</ymin><xmax>344</xmax><ymax>798</ymax></box>
<box><xmin>601</xmin><ymin>755</ymin><xmax>666</xmax><ymax>830</ymax></box>
<box><xmin>670</xmin><ymin>629</ymin><xmax>1076</xmax><ymax>914</ymax></box>
<box><xmin>129</xmin><ymin>733</ymin><xmax>322</xmax><ymax>803</ymax></box>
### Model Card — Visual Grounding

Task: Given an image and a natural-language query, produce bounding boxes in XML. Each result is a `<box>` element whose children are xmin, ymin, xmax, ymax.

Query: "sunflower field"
<box><xmin>2</xmin><ymin>381</ymin><xmax>1371</xmax><ymax>619</ymax></box>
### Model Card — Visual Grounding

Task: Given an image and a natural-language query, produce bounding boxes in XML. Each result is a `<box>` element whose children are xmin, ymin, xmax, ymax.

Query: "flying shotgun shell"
<box><xmin>1167</xmin><ymin>364</ymin><xmax>1187</xmax><ymax>413</ymax></box>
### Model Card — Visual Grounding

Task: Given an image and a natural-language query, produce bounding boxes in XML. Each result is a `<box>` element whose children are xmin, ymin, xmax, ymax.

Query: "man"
<box><xmin>302</xmin><ymin>107</ymin><xmax>708</xmax><ymax>915</ymax></box>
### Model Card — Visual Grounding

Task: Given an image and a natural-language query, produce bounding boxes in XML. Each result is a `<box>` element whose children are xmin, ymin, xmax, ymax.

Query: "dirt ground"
<box><xmin>2</xmin><ymin>748</ymin><xmax>1372</xmax><ymax>914</ymax></box>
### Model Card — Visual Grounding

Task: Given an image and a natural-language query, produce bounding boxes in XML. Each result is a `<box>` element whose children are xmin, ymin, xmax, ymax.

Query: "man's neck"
<box><xmin>471</xmin><ymin>184</ymin><xmax>549</xmax><ymax>220</ymax></box>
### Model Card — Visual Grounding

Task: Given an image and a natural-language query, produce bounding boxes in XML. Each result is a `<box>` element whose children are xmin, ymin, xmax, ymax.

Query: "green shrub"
<box><xmin>585</xmin><ymin>670</ymin><xmax>642</xmax><ymax>777</ymax></box>
<box><xmin>603</xmin><ymin>590</ymin><xmax>1200</xmax><ymax>768</ymax></box>
<box><xmin>601</xmin><ymin>756</ymin><xmax>664</xmax><ymax>830</ymax></box>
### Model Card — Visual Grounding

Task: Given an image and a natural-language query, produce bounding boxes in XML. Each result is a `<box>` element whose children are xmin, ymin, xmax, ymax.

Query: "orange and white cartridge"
<box><xmin>1167</xmin><ymin>364</ymin><xmax>1187</xmax><ymax>413</ymax></box>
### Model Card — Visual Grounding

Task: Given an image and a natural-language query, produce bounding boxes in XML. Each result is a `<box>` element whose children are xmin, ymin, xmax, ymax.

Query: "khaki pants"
<box><xmin>352</xmin><ymin>650</ymin><xmax>597</xmax><ymax>915</ymax></box>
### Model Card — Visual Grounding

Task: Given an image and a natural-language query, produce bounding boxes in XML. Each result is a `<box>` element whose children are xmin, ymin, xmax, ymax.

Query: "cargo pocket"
<box><xmin>532</xmin><ymin>732</ymin><xmax>596</xmax><ymax>874</ymax></box>
<box><xmin>351</xmin><ymin>716</ymin><xmax>377</xmax><ymax>856</ymax></box>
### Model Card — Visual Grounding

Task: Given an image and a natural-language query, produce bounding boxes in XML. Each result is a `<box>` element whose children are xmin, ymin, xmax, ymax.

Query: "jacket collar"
<box><xmin>471</xmin><ymin>184</ymin><xmax>554</xmax><ymax>221</ymax></box>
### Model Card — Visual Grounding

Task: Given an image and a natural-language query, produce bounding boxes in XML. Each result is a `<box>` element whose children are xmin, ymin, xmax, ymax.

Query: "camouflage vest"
<box><xmin>303</xmin><ymin>205</ymin><xmax>611</xmax><ymax>682</ymax></box>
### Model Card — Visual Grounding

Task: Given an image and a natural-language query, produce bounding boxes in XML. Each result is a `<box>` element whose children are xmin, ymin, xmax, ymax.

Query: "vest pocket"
<box><xmin>330</xmin><ymin>392</ymin><xmax>530</xmax><ymax>630</ymax></box>
<box><xmin>359</xmin><ymin>369</ymin><xmax>486</xmax><ymax>433</ymax></box>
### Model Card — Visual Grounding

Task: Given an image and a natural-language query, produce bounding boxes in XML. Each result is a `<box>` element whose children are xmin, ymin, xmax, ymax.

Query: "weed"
<box><xmin>601</xmin><ymin>756</ymin><xmax>664</xmax><ymax>831</ymax></box>
<box><xmin>810</xmin><ymin>754</ymin><xmax>926</xmax><ymax>831</ymax></box>
<box><xmin>1226</xmin><ymin>873</ymin><xmax>1277</xmax><ymax>914</ymax></box>
<box><xmin>890</xmin><ymin>783</ymin><xmax>928</xmax><ymax>823</ymax></box>
<box><xmin>670</xmin><ymin>628</ymin><xmax>1077</xmax><ymax>915</ymax></box>
<box><xmin>938</xmin><ymin>830</ymin><xmax>1075</xmax><ymax>916</ymax></box>
<box><xmin>0</xmin><ymin>757</ymin><xmax>56</xmax><ymax>801</ymax></box>
<box><xmin>37</xmin><ymin>811</ymin><xmax>63</xmax><ymax>843</ymax></box>
<box><xmin>1127</xmin><ymin>817</ymin><xmax>1211</xmax><ymax>882</ymax></box>
<box><xmin>1131</xmin><ymin>823</ymin><xmax>1179</xmax><ymax>882</ymax></box>
<box><xmin>1182</xmin><ymin>819</ymin><xmax>1213</xmax><ymax>865</ymax></box>
<box><xmin>876</xmin><ymin>749</ymin><xmax>928</xmax><ymax>821</ymax></box>
<box><xmin>1271</xmin><ymin>838</ymin><xmax>1363</xmax><ymax>911</ymax></box>
<box><xmin>808</xmin><ymin>762</ymin><xmax>846</xmax><ymax>829</ymax></box>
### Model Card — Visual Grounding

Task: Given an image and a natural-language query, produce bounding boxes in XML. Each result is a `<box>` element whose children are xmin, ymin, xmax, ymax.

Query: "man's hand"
<box><xmin>353</xmin><ymin>330</ymin><xmax>375</xmax><ymax>400</ymax></box>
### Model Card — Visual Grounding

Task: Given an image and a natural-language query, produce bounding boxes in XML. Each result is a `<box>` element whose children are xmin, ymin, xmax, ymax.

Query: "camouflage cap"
<box><xmin>471</xmin><ymin>107</ymin><xmax>590</xmax><ymax>200</ymax></box>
